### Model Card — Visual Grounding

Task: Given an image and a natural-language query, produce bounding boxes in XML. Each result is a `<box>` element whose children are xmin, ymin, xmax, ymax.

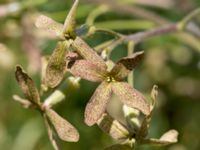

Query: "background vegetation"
<box><xmin>0</xmin><ymin>0</ymin><xmax>200</xmax><ymax>149</ymax></box>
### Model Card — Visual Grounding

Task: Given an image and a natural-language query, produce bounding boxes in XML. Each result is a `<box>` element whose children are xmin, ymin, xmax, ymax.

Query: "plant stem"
<box><xmin>125</xmin><ymin>24</ymin><xmax>177</xmax><ymax>44</ymax></box>
<box><xmin>178</xmin><ymin>8</ymin><xmax>200</xmax><ymax>30</ymax></box>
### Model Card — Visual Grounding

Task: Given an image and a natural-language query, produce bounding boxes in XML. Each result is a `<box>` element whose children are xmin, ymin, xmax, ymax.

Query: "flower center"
<box><xmin>106</xmin><ymin>76</ymin><xmax>115</xmax><ymax>82</ymax></box>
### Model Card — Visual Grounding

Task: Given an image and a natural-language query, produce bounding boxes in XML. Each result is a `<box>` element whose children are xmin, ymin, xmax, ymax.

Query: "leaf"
<box><xmin>110</xmin><ymin>51</ymin><xmax>144</xmax><ymax>80</ymax></box>
<box><xmin>45</xmin><ymin>108</ymin><xmax>79</xmax><ymax>142</ymax></box>
<box><xmin>72</xmin><ymin>37</ymin><xmax>107</xmax><ymax>69</ymax></box>
<box><xmin>63</xmin><ymin>0</ymin><xmax>79</xmax><ymax>39</ymax></box>
<box><xmin>67</xmin><ymin>60</ymin><xmax>107</xmax><ymax>82</ymax></box>
<box><xmin>112</xmin><ymin>82</ymin><xmax>150</xmax><ymax>115</ymax></box>
<box><xmin>104</xmin><ymin>143</ymin><xmax>132</xmax><ymax>150</ymax></box>
<box><xmin>141</xmin><ymin>130</ymin><xmax>178</xmax><ymax>146</ymax></box>
<box><xmin>97</xmin><ymin>113</ymin><xmax>129</xmax><ymax>140</ymax></box>
<box><xmin>15</xmin><ymin>66</ymin><xmax>40</xmax><ymax>105</ymax></box>
<box><xmin>35</xmin><ymin>15</ymin><xmax>64</xmax><ymax>39</ymax></box>
<box><xmin>45</xmin><ymin>41</ymin><xmax>69</xmax><ymax>88</ymax></box>
<box><xmin>84</xmin><ymin>82</ymin><xmax>112</xmax><ymax>126</ymax></box>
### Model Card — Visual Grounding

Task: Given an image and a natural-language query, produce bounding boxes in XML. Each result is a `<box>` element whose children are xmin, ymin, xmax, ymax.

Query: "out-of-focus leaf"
<box><xmin>45</xmin><ymin>108</ymin><xmax>79</xmax><ymax>142</ymax></box>
<box><xmin>112</xmin><ymin>82</ymin><xmax>150</xmax><ymax>115</ymax></box>
<box><xmin>35</xmin><ymin>15</ymin><xmax>63</xmax><ymax>39</ymax></box>
<box><xmin>111</xmin><ymin>51</ymin><xmax>144</xmax><ymax>80</ymax></box>
<box><xmin>72</xmin><ymin>37</ymin><xmax>107</xmax><ymax>69</ymax></box>
<box><xmin>85</xmin><ymin>82</ymin><xmax>112</xmax><ymax>126</ymax></box>
<box><xmin>68</xmin><ymin>60</ymin><xmax>106</xmax><ymax>82</ymax></box>
<box><xmin>97</xmin><ymin>113</ymin><xmax>129</xmax><ymax>140</ymax></box>
<box><xmin>45</xmin><ymin>41</ymin><xmax>69</xmax><ymax>88</ymax></box>
<box><xmin>63</xmin><ymin>0</ymin><xmax>79</xmax><ymax>39</ymax></box>
<box><xmin>104</xmin><ymin>142</ymin><xmax>132</xmax><ymax>150</ymax></box>
<box><xmin>15</xmin><ymin>66</ymin><xmax>40</xmax><ymax>105</ymax></box>
<box><xmin>142</xmin><ymin>130</ymin><xmax>178</xmax><ymax>146</ymax></box>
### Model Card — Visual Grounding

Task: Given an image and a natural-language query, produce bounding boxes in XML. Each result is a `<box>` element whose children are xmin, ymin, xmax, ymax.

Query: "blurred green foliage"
<box><xmin>0</xmin><ymin>0</ymin><xmax>200</xmax><ymax>149</ymax></box>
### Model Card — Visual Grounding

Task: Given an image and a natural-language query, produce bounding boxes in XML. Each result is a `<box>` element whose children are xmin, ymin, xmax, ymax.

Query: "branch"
<box><xmin>124</xmin><ymin>24</ymin><xmax>178</xmax><ymax>44</ymax></box>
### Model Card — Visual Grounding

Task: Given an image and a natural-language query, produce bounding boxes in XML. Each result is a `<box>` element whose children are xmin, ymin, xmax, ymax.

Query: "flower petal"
<box><xmin>137</xmin><ymin>85</ymin><xmax>159</xmax><ymax>139</ymax></box>
<box><xmin>84</xmin><ymin>82</ymin><xmax>112</xmax><ymax>126</ymax></box>
<box><xmin>45</xmin><ymin>108</ymin><xmax>79</xmax><ymax>142</ymax></box>
<box><xmin>68</xmin><ymin>60</ymin><xmax>106</xmax><ymax>82</ymax></box>
<box><xmin>45</xmin><ymin>41</ymin><xmax>69</xmax><ymax>88</ymax></box>
<box><xmin>35</xmin><ymin>15</ymin><xmax>64</xmax><ymax>39</ymax></box>
<box><xmin>141</xmin><ymin>130</ymin><xmax>178</xmax><ymax>146</ymax></box>
<box><xmin>112</xmin><ymin>82</ymin><xmax>150</xmax><ymax>115</ymax></box>
<box><xmin>97</xmin><ymin>113</ymin><xmax>129</xmax><ymax>140</ymax></box>
<box><xmin>15</xmin><ymin>66</ymin><xmax>40</xmax><ymax>104</ymax></box>
<box><xmin>63</xmin><ymin>0</ymin><xmax>79</xmax><ymax>39</ymax></box>
<box><xmin>72</xmin><ymin>37</ymin><xmax>107</xmax><ymax>69</ymax></box>
<box><xmin>110</xmin><ymin>51</ymin><xmax>144</xmax><ymax>80</ymax></box>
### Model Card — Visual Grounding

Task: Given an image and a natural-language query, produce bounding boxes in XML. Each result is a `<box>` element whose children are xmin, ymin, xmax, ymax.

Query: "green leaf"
<box><xmin>45</xmin><ymin>108</ymin><xmax>79</xmax><ymax>142</ymax></box>
<box><xmin>45</xmin><ymin>41</ymin><xmax>69</xmax><ymax>88</ymax></box>
<box><xmin>112</xmin><ymin>82</ymin><xmax>150</xmax><ymax>115</ymax></box>
<box><xmin>67</xmin><ymin>60</ymin><xmax>107</xmax><ymax>82</ymax></box>
<box><xmin>141</xmin><ymin>130</ymin><xmax>178</xmax><ymax>146</ymax></box>
<box><xmin>63</xmin><ymin>0</ymin><xmax>79</xmax><ymax>39</ymax></box>
<box><xmin>110</xmin><ymin>51</ymin><xmax>144</xmax><ymax>80</ymax></box>
<box><xmin>72</xmin><ymin>37</ymin><xmax>107</xmax><ymax>69</ymax></box>
<box><xmin>15</xmin><ymin>66</ymin><xmax>40</xmax><ymax>105</ymax></box>
<box><xmin>84</xmin><ymin>82</ymin><xmax>112</xmax><ymax>126</ymax></box>
<box><xmin>104</xmin><ymin>144</ymin><xmax>132</xmax><ymax>150</ymax></box>
<box><xmin>97</xmin><ymin>113</ymin><xmax>129</xmax><ymax>140</ymax></box>
<box><xmin>35</xmin><ymin>15</ymin><xmax>64</xmax><ymax>39</ymax></box>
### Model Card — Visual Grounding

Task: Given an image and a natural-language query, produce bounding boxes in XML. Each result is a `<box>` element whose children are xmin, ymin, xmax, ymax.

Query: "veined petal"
<box><xmin>110</xmin><ymin>51</ymin><xmax>144</xmax><ymax>80</ymax></box>
<box><xmin>141</xmin><ymin>130</ymin><xmax>178</xmax><ymax>146</ymax></box>
<box><xmin>72</xmin><ymin>37</ymin><xmax>107</xmax><ymax>69</ymax></box>
<box><xmin>35</xmin><ymin>15</ymin><xmax>64</xmax><ymax>39</ymax></box>
<box><xmin>97</xmin><ymin>113</ymin><xmax>129</xmax><ymax>140</ymax></box>
<box><xmin>112</xmin><ymin>82</ymin><xmax>150</xmax><ymax>115</ymax></box>
<box><xmin>15</xmin><ymin>66</ymin><xmax>40</xmax><ymax>105</ymax></box>
<box><xmin>137</xmin><ymin>85</ymin><xmax>159</xmax><ymax>139</ymax></box>
<box><xmin>45</xmin><ymin>41</ymin><xmax>69</xmax><ymax>88</ymax></box>
<box><xmin>85</xmin><ymin>82</ymin><xmax>112</xmax><ymax>126</ymax></box>
<box><xmin>68</xmin><ymin>60</ymin><xmax>107</xmax><ymax>82</ymax></box>
<box><xmin>63</xmin><ymin>0</ymin><xmax>79</xmax><ymax>39</ymax></box>
<box><xmin>45</xmin><ymin>108</ymin><xmax>79</xmax><ymax>142</ymax></box>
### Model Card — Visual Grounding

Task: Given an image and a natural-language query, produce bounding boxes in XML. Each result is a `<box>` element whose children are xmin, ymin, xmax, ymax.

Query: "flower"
<box><xmin>14</xmin><ymin>66</ymin><xmax>79</xmax><ymax>145</ymax></box>
<box><xmin>66</xmin><ymin>37</ymin><xmax>150</xmax><ymax>126</ymax></box>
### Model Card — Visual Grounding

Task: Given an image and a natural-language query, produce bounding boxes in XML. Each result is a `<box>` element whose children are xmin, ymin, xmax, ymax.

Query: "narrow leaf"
<box><xmin>97</xmin><ymin>113</ymin><xmax>129</xmax><ymax>140</ymax></box>
<box><xmin>112</xmin><ymin>82</ymin><xmax>150</xmax><ymax>115</ymax></box>
<box><xmin>72</xmin><ymin>37</ymin><xmax>107</xmax><ymax>69</ymax></box>
<box><xmin>85</xmin><ymin>82</ymin><xmax>112</xmax><ymax>126</ymax></box>
<box><xmin>104</xmin><ymin>143</ymin><xmax>132</xmax><ymax>150</ymax></box>
<box><xmin>141</xmin><ymin>130</ymin><xmax>178</xmax><ymax>146</ymax></box>
<box><xmin>110</xmin><ymin>51</ymin><xmax>144</xmax><ymax>80</ymax></box>
<box><xmin>63</xmin><ymin>0</ymin><xmax>79</xmax><ymax>39</ymax></box>
<box><xmin>15</xmin><ymin>66</ymin><xmax>40</xmax><ymax>104</ymax></box>
<box><xmin>35</xmin><ymin>15</ymin><xmax>64</xmax><ymax>39</ymax></box>
<box><xmin>45</xmin><ymin>41</ymin><xmax>69</xmax><ymax>88</ymax></box>
<box><xmin>45</xmin><ymin>108</ymin><xmax>79</xmax><ymax>142</ymax></box>
<box><xmin>67</xmin><ymin>60</ymin><xmax>106</xmax><ymax>82</ymax></box>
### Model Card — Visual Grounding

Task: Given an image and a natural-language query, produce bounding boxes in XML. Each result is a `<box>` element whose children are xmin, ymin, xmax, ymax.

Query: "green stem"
<box><xmin>178</xmin><ymin>8</ymin><xmax>200</xmax><ymax>30</ymax></box>
<box><xmin>86</xmin><ymin>5</ymin><xmax>109</xmax><ymax>26</ymax></box>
